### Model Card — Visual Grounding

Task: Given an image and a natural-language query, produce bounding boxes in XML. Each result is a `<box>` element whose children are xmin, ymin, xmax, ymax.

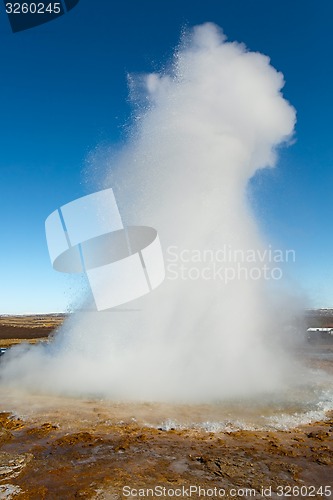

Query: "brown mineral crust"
<box><xmin>0</xmin><ymin>413</ymin><xmax>25</xmax><ymax>431</ymax></box>
<box><xmin>0</xmin><ymin>410</ymin><xmax>332</xmax><ymax>499</ymax></box>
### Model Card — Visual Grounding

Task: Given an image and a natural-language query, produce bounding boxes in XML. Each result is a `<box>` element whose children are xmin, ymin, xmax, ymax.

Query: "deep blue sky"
<box><xmin>0</xmin><ymin>0</ymin><xmax>332</xmax><ymax>313</ymax></box>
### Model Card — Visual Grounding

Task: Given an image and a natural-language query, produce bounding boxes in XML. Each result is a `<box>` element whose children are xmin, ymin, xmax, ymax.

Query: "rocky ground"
<box><xmin>0</xmin><ymin>404</ymin><xmax>332</xmax><ymax>499</ymax></box>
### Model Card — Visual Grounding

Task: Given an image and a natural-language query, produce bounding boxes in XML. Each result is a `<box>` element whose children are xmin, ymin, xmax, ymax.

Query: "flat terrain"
<box><xmin>0</xmin><ymin>314</ymin><xmax>332</xmax><ymax>499</ymax></box>
<box><xmin>0</xmin><ymin>398</ymin><xmax>332</xmax><ymax>499</ymax></box>
<box><xmin>0</xmin><ymin>315</ymin><xmax>66</xmax><ymax>347</ymax></box>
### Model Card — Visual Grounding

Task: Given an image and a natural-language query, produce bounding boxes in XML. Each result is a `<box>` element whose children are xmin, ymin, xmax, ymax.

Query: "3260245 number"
<box><xmin>5</xmin><ymin>3</ymin><xmax>62</xmax><ymax>14</ymax></box>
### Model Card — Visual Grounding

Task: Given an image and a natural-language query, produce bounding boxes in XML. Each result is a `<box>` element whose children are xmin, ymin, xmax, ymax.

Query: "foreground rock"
<box><xmin>0</xmin><ymin>409</ymin><xmax>332</xmax><ymax>499</ymax></box>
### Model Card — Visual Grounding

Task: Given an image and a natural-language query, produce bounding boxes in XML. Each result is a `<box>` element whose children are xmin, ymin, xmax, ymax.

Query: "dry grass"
<box><xmin>0</xmin><ymin>314</ymin><xmax>66</xmax><ymax>343</ymax></box>
<box><xmin>0</xmin><ymin>338</ymin><xmax>49</xmax><ymax>348</ymax></box>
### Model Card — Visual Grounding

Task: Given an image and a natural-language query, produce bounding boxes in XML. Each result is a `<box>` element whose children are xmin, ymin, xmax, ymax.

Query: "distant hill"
<box><xmin>305</xmin><ymin>309</ymin><xmax>333</xmax><ymax>327</ymax></box>
<box><xmin>0</xmin><ymin>314</ymin><xmax>67</xmax><ymax>341</ymax></box>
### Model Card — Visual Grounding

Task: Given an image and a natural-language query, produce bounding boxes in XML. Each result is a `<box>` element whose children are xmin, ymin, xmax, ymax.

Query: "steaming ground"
<box><xmin>1</xmin><ymin>24</ymin><xmax>331</xmax><ymax>414</ymax></box>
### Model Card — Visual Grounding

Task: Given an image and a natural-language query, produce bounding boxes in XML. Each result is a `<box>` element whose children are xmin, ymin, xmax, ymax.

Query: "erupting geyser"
<box><xmin>1</xmin><ymin>23</ymin><xmax>301</xmax><ymax>402</ymax></box>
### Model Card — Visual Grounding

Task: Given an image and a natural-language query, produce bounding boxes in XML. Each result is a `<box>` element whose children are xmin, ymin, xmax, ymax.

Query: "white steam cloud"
<box><xmin>1</xmin><ymin>24</ymin><xmax>301</xmax><ymax>402</ymax></box>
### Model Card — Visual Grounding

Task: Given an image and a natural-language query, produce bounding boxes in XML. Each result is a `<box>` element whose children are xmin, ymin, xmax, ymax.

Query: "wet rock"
<box><xmin>27</xmin><ymin>422</ymin><xmax>58</xmax><ymax>436</ymax></box>
<box><xmin>0</xmin><ymin>483</ymin><xmax>22</xmax><ymax>499</ymax></box>
<box><xmin>0</xmin><ymin>452</ymin><xmax>33</xmax><ymax>480</ymax></box>
<box><xmin>307</xmin><ymin>430</ymin><xmax>329</xmax><ymax>441</ymax></box>
<box><xmin>0</xmin><ymin>427</ymin><xmax>13</xmax><ymax>445</ymax></box>
<box><xmin>0</xmin><ymin>413</ymin><xmax>24</xmax><ymax>431</ymax></box>
<box><xmin>315</xmin><ymin>455</ymin><xmax>331</xmax><ymax>465</ymax></box>
<box><xmin>54</xmin><ymin>432</ymin><xmax>95</xmax><ymax>446</ymax></box>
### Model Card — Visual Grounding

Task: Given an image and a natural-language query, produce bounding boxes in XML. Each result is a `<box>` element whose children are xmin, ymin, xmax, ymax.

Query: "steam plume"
<box><xmin>1</xmin><ymin>23</ymin><xmax>299</xmax><ymax>402</ymax></box>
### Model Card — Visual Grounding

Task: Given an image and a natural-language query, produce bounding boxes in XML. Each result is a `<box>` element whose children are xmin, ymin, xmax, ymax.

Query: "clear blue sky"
<box><xmin>0</xmin><ymin>0</ymin><xmax>332</xmax><ymax>313</ymax></box>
